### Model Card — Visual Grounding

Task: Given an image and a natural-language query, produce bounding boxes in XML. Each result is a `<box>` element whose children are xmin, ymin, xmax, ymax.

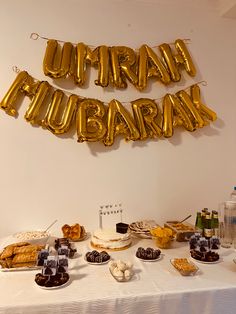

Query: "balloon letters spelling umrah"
<box><xmin>42</xmin><ymin>39</ymin><xmax>196</xmax><ymax>90</ymax></box>
<box><xmin>0</xmin><ymin>71</ymin><xmax>217</xmax><ymax>146</ymax></box>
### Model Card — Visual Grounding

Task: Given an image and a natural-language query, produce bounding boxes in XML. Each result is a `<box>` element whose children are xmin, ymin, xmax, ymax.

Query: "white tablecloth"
<box><xmin>0</xmin><ymin>235</ymin><xmax>236</xmax><ymax>314</ymax></box>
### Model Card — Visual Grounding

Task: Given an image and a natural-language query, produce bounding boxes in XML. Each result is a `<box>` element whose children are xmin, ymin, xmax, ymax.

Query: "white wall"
<box><xmin>0</xmin><ymin>0</ymin><xmax>235</xmax><ymax>237</ymax></box>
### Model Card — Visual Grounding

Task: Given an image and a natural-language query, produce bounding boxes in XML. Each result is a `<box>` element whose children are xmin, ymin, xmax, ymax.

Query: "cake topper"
<box><xmin>99</xmin><ymin>203</ymin><xmax>123</xmax><ymax>228</ymax></box>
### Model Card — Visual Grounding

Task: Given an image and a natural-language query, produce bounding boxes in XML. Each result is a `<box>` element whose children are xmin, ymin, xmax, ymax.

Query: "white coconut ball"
<box><xmin>113</xmin><ymin>267</ymin><xmax>124</xmax><ymax>278</ymax></box>
<box><xmin>116</xmin><ymin>260</ymin><xmax>127</xmax><ymax>272</ymax></box>
<box><xmin>124</xmin><ymin>269</ymin><xmax>132</xmax><ymax>279</ymax></box>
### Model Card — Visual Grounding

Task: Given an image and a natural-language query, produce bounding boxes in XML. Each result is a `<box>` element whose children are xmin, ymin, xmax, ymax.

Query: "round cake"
<box><xmin>91</xmin><ymin>228</ymin><xmax>131</xmax><ymax>251</ymax></box>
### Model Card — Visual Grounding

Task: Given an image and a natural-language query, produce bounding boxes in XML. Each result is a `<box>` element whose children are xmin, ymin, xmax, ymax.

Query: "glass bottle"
<box><xmin>212</xmin><ymin>210</ymin><xmax>219</xmax><ymax>237</ymax></box>
<box><xmin>201</xmin><ymin>208</ymin><xmax>208</xmax><ymax>230</ymax></box>
<box><xmin>195</xmin><ymin>212</ymin><xmax>203</xmax><ymax>234</ymax></box>
<box><xmin>204</xmin><ymin>212</ymin><xmax>213</xmax><ymax>239</ymax></box>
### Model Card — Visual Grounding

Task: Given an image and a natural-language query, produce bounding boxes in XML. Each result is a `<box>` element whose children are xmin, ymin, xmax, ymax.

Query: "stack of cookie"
<box><xmin>129</xmin><ymin>220</ymin><xmax>159</xmax><ymax>238</ymax></box>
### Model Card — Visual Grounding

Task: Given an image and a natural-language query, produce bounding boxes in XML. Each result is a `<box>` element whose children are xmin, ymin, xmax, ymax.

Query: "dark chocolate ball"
<box><xmin>100</xmin><ymin>251</ymin><xmax>108</xmax><ymax>255</ymax></box>
<box><xmin>91</xmin><ymin>250</ymin><xmax>99</xmax><ymax>257</ymax></box>
<box><xmin>136</xmin><ymin>251</ymin><xmax>141</xmax><ymax>258</ymax></box>
<box><xmin>146</xmin><ymin>247</ymin><xmax>153</xmax><ymax>254</ymax></box>
<box><xmin>102</xmin><ymin>254</ymin><xmax>110</xmax><ymax>262</ymax></box>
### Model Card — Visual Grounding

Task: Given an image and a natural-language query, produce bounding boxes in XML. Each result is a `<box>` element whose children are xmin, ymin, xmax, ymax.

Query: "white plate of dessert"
<box><xmin>136</xmin><ymin>254</ymin><xmax>163</xmax><ymax>262</ymax></box>
<box><xmin>84</xmin><ymin>250</ymin><xmax>111</xmax><ymax>265</ymax></box>
<box><xmin>135</xmin><ymin>247</ymin><xmax>162</xmax><ymax>262</ymax></box>
<box><xmin>84</xmin><ymin>256</ymin><xmax>111</xmax><ymax>265</ymax></box>
<box><xmin>38</xmin><ymin>281</ymin><xmax>70</xmax><ymax>290</ymax></box>
<box><xmin>190</xmin><ymin>256</ymin><xmax>222</xmax><ymax>264</ymax></box>
<box><xmin>109</xmin><ymin>260</ymin><xmax>134</xmax><ymax>282</ymax></box>
<box><xmin>35</xmin><ymin>275</ymin><xmax>71</xmax><ymax>290</ymax></box>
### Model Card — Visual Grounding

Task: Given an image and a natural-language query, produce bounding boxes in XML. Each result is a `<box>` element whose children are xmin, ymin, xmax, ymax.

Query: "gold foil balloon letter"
<box><xmin>159</xmin><ymin>43</ymin><xmax>181</xmax><ymax>82</ymax></box>
<box><xmin>24</xmin><ymin>81</ymin><xmax>51</xmax><ymax>125</ymax></box>
<box><xmin>191</xmin><ymin>84</ymin><xmax>217</xmax><ymax>122</ymax></box>
<box><xmin>176</xmin><ymin>89</ymin><xmax>205</xmax><ymax>129</ymax></box>
<box><xmin>0</xmin><ymin>71</ymin><xmax>30</xmax><ymax>116</ymax></box>
<box><xmin>132</xmin><ymin>98</ymin><xmax>162</xmax><ymax>140</ymax></box>
<box><xmin>174</xmin><ymin>39</ymin><xmax>196</xmax><ymax>77</ymax></box>
<box><xmin>43</xmin><ymin>40</ymin><xmax>74</xmax><ymax>78</ymax></box>
<box><xmin>110</xmin><ymin>46</ymin><xmax>138</xmax><ymax>88</ymax></box>
<box><xmin>43</xmin><ymin>91</ymin><xmax>78</xmax><ymax>134</ymax></box>
<box><xmin>138</xmin><ymin>45</ymin><xmax>171</xmax><ymax>90</ymax></box>
<box><xmin>162</xmin><ymin>93</ymin><xmax>195</xmax><ymax>137</ymax></box>
<box><xmin>104</xmin><ymin>99</ymin><xmax>140</xmax><ymax>146</ymax></box>
<box><xmin>76</xmin><ymin>99</ymin><xmax>107</xmax><ymax>142</ymax></box>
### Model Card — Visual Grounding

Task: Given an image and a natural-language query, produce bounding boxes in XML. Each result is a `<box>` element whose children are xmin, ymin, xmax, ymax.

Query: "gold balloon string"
<box><xmin>30</xmin><ymin>32</ymin><xmax>191</xmax><ymax>50</ymax></box>
<box><xmin>121</xmin><ymin>80</ymin><xmax>207</xmax><ymax>105</ymax></box>
<box><xmin>30</xmin><ymin>33</ymin><xmax>67</xmax><ymax>45</ymax></box>
<box><xmin>12</xmin><ymin>66</ymin><xmax>207</xmax><ymax>105</ymax></box>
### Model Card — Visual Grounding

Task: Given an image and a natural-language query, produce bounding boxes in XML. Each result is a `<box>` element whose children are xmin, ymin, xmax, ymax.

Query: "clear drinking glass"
<box><xmin>219</xmin><ymin>201</ymin><xmax>236</xmax><ymax>248</ymax></box>
<box><xmin>219</xmin><ymin>221</ymin><xmax>232</xmax><ymax>248</ymax></box>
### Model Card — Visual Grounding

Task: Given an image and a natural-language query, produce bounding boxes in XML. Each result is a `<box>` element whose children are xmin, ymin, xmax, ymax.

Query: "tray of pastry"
<box><xmin>0</xmin><ymin>242</ymin><xmax>46</xmax><ymax>271</ymax></box>
<box><xmin>170</xmin><ymin>258</ymin><xmax>199</xmax><ymax>276</ymax></box>
<box><xmin>164</xmin><ymin>221</ymin><xmax>196</xmax><ymax>242</ymax></box>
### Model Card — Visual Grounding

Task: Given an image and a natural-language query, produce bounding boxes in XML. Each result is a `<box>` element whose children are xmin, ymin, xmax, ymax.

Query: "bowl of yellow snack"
<box><xmin>150</xmin><ymin>226</ymin><xmax>174</xmax><ymax>249</ymax></box>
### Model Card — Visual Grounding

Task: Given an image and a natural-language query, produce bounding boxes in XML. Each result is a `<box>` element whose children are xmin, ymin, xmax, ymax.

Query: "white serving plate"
<box><xmin>136</xmin><ymin>254</ymin><xmax>162</xmax><ymax>262</ymax></box>
<box><xmin>35</xmin><ymin>277</ymin><xmax>71</xmax><ymax>290</ymax></box>
<box><xmin>70</xmin><ymin>232</ymin><xmax>89</xmax><ymax>242</ymax></box>
<box><xmin>190</xmin><ymin>256</ymin><xmax>222</xmax><ymax>264</ymax></box>
<box><xmin>0</xmin><ymin>265</ymin><xmax>41</xmax><ymax>272</ymax></box>
<box><xmin>84</xmin><ymin>256</ymin><xmax>111</xmax><ymax>265</ymax></box>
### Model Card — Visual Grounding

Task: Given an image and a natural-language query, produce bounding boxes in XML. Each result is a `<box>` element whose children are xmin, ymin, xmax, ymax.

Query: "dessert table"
<box><xmin>0</xmin><ymin>235</ymin><xmax>236</xmax><ymax>314</ymax></box>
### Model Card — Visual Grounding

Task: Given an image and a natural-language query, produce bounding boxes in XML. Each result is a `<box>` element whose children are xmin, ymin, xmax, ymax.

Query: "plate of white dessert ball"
<box><xmin>109</xmin><ymin>260</ymin><xmax>133</xmax><ymax>282</ymax></box>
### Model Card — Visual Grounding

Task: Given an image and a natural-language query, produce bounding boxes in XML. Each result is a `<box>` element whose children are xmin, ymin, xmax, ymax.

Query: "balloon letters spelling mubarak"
<box><xmin>0</xmin><ymin>71</ymin><xmax>217</xmax><ymax>146</ymax></box>
<box><xmin>43</xmin><ymin>39</ymin><xmax>196</xmax><ymax>90</ymax></box>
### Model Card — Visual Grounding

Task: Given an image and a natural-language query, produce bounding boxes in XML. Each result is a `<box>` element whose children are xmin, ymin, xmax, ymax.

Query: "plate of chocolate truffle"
<box><xmin>135</xmin><ymin>247</ymin><xmax>162</xmax><ymax>262</ymax></box>
<box><xmin>35</xmin><ymin>255</ymin><xmax>70</xmax><ymax>289</ymax></box>
<box><xmin>189</xmin><ymin>234</ymin><xmax>221</xmax><ymax>264</ymax></box>
<box><xmin>85</xmin><ymin>250</ymin><xmax>111</xmax><ymax>265</ymax></box>
<box><xmin>35</xmin><ymin>273</ymin><xmax>70</xmax><ymax>290</ymax></box>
